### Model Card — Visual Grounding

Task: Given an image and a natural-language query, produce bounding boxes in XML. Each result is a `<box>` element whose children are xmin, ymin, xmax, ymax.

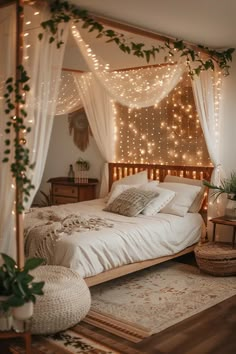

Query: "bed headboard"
<box><xmin>108</xmin><ymin>163</ymin><xmax>213</xmax><ymax>190</ymax></box>
<box><xmin>108</xmin><ymin>163</ymin><xmax>214</xmax><ymax>214</ymax></box>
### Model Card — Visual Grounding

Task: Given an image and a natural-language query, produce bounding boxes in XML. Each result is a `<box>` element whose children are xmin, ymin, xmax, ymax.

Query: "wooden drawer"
<box><xmin>52</xmin><ymin>184</ymin><xmax>78</xmax><ymax>198</ymax></box>
<box><xmin>78</xmin><ymin>185</ymin><xmax>96</xmax><ymax>201</ymax></box>
<box><xmin>52</xmin><ymin>196</ymin><xmax>78</xmax><ymax>205</ymax></box>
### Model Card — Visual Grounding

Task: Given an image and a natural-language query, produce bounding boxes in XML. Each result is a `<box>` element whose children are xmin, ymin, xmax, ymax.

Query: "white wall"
<box><xmin>33</xmin><ymin>114</ymin><xmax>105</xmax><ymax>205</ymax></box>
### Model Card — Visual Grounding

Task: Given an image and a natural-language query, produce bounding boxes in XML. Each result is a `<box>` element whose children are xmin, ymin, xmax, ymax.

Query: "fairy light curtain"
<box><xmin>0</xmin><ymin>4</ymin><xmax>16</xmax><ymax>258</ymax></box>
<box><xmin>115</xmin><ymin>73</ymin><xmax>211</xmax><ymax>166</ymax></box>
<box><xmin>23</xmin><ymin>4</ymin><xmax>69</xmax><ymax>208</ymax></box>
<box><xmin>55</xmin><ymin>71</ymin><xmax>83</xmax><ymax>115</ymax></box>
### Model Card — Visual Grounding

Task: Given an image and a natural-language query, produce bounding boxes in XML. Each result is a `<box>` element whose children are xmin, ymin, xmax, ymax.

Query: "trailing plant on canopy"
<box><xmin>39</xmin><ymin>0</ymin><xmax>235</xmax><ymax>77</ymax></box>
<box><xmin>2</xmin><ymin>65</ymin><xmax>35</xmax><ymax>213</ymax></box>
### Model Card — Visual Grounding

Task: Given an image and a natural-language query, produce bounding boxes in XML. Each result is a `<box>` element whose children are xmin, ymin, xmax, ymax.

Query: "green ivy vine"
<box><xmin>39</xmin><ymin>0</ymin><xmax>235</xmax><ymax>77</ymax></box>
<box><xmin>2</xmin><ymin>65</ymin><xmax>34</xmax><ymax>213</ymax></box>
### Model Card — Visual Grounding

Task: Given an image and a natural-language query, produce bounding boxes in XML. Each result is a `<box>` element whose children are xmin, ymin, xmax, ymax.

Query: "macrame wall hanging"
<box><xmin>68</xmin><ymin>108</ymin><xmax>92</xmax><ymax>151</ymax></box>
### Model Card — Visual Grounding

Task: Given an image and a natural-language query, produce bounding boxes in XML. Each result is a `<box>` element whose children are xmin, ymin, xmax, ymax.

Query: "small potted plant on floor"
<box><xmin>204</xmin><ymin>171</ymin><xmax>236</xmax><ymax>220</ymax></box>
<box><xmin>0</xmin><ymin>253</ymin><xmax>45</xmax><ymax>331</ymax></box>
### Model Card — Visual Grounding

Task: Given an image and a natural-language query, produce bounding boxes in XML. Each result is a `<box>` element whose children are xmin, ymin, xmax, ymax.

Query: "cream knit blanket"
<box><xmin>24</xmin><ymin>209</ymin><xmax>113</xmax><ymax>264</ymax></box>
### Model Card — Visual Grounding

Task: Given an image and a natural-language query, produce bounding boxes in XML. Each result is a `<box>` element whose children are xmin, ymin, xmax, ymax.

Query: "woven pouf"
<box><xmin>194</xmin><ymin>242</ymin><xmax>236</xmax><ymax>276</ymax></box>
<box><xmin>30</xmin><ymin>265</ymin><xmax>91</xmax><ymax>334</ymax></box>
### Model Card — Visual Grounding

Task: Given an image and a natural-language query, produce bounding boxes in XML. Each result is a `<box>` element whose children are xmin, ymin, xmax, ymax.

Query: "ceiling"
<box><xmin>71</xmin><ymin>0</ymin><xmax>236</xmax><ymax>48</ymax></box>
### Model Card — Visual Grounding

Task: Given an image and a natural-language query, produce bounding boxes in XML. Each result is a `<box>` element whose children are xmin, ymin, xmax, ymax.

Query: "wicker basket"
<box><xmin>194</xmin><ymin>242</ymin><xmax>236</xmax><ymax>276</ymax></box>
<box><xmin>31</xmin><ymin>266</ymin><xmax>91</xmax><ymax>334</ymax></box>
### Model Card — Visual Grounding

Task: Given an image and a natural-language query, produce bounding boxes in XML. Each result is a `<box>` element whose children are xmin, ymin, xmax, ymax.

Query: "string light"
<box><xmin>115</xmin><ymin>73</ymin><xmax>213</xmax><ymax>166</ymax></box>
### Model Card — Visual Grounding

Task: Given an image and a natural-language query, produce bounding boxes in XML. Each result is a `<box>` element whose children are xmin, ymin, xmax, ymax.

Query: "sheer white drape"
<box><xmin>71</xmin><ymin>26</ymin><xmax>186</xmax><ymax>108</ymax></box>
<box><xmin>23</xmin><ymin>5</ymin><xmax>69</xmax><ymax>207</ymax></box>
<box><xmin>0</xmin><ymin>4</ymin><xmax>16</xmax><ymax>257</ymax></box>
<box><xmin>73</xmin><ymin>72</ymin><xmax>114</xmax><ymax>197</ymax></box>
<box><xmin>191</xmin><ymin>70</ymin><xmax>224</xmax><ymax>223</ymax></box>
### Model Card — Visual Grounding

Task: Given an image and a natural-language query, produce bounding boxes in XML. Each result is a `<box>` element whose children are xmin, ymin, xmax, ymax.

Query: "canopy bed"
<box><xmin>0</xmin><ymin>1</ymin><xmax>229</xmax><ymax>268</ymax></box>
<box><xmin>24</xmin><ymin>162</ymin><xmax>213</xmax><ymax>287</ymax></box>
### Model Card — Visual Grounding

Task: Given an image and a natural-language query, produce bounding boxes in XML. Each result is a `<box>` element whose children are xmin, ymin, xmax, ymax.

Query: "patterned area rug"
<box><xmin>84</xmin><ymin>261</ymin><xmax>236</xmax><ymax>342</ymax></box>
<box><xmin>9</xmin><ymin>324</ymin><xmax>139</xmax><ymax>353</ymax></box>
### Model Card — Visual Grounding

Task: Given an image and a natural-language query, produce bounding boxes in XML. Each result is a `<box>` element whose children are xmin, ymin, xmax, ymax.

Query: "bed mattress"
<box><xmin>24</xmin><ymin>198</ymin><xmax>205</xmax><ymax>278</ymax></box>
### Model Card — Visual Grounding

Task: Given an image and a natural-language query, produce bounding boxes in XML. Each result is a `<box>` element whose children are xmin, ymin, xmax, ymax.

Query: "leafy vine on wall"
<box><xmin>39</xmin><ymin>0</ymin><xmax>235</xmax><ymax>77</ymax></box>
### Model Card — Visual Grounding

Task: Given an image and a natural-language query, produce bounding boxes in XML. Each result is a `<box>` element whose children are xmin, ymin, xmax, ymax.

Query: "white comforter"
<box><xmin>25</xmin><ymin>198</ymin><xmax>205</xmax><ymax>278</ymax></box>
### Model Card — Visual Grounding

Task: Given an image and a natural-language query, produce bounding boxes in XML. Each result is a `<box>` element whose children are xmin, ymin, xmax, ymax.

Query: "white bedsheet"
<box><xmin>25</xmin><ymin>198</ymin><xmax>204</xmax><ymax>278</ymax></box>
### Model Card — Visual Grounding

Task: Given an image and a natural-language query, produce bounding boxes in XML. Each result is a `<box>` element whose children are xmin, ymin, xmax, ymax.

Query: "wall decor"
<box><xmin>68</xmin><ymin>108</ymin><xmax>92</xmax><ymax>151</ymax></box>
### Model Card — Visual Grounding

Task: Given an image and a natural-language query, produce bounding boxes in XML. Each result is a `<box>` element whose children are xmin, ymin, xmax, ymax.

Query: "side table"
<box><xmin>211</xmin><ymin>216</ymin><xmax>236</xmax><ymax>248</ymax></box>
<box><xmin>0</xmin><ymin>331</ymin><xmax>31</xmax><ymax>353</ymax></box>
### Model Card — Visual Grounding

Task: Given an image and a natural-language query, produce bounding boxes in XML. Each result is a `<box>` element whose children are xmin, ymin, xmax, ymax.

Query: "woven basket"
<box><xmin>31</xmin><ymin>266</ymin><xmax>91</xmax><ymax>334</ymax></box>
<box><xmin>194</xmin><ymin>242</ymin><xmax>236</xmax><ymax>276</ymax></box>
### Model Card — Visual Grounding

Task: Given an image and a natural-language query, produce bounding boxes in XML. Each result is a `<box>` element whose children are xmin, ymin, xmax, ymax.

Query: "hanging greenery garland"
<box><xmin>39</xmin><ymin>0</ymin><xmax>235</xmax><ymax>77</ymax></box>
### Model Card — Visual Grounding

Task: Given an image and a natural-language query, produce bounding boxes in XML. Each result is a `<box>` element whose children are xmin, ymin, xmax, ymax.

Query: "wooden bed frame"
<box><xmin>85</xmin><ymin>163</ymin><xmax>213</xmax><ymax>287</ymax></box>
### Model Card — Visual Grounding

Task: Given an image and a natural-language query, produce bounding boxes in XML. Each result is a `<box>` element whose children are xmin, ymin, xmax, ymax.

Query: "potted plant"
<box><xmin>76</xmin><ymin>158</ymin><xmax>90</xmax><ymax>183</ymax></box>
<box><xmin>76</xmin><ymin>158</ymin><xmax>90</xmax><ymax>171</ymax></box>
<box><xmin>204</xmin><ymin>171</ymin><xmax>236</xmax><ymax>220</ymax></box>
<box><xmin>0</xmin><ymin>253</ymin><xmax>45</xmax><ymax>331</ymax></box>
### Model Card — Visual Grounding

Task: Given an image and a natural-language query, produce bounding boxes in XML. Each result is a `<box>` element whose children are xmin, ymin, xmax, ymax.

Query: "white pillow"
<box><xmin>142</xmin><ymin>187</ymin><xmax>176</xmax><ymax>216</ymax></box>
<box><xmin>106</xmin><ymin>170</ymin><xmax>148</xmax><ymax>203</ymax></box>
<box><xmin>164</xmin><ymin>175</ymin><xmax>206</xmax><ymax>213</ymax></box>
<box><xmin>106</xmin><ymin>180</ymin><xmax>158</xmax><ymax>206</ymax></box>
<box><xmin>159</xmin><ymin>182</ymin><xmax>201</xmax><ymax>217</ymax></box>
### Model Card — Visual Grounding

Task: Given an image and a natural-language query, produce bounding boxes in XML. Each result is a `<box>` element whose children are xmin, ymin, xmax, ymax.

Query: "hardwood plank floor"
<box><xmin>134</xmin><ymin>294</ymin><xmax>236</xmax><ymax>354</ymax></box>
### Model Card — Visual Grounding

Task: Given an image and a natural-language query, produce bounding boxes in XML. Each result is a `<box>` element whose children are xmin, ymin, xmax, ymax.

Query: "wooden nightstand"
<box><xmin>48</xmin><ymin>177</ymin><xmax>98</xmax><ymax>205</ymax></box>
<box><xmin>211</xmin><ymin>216</ymin><xmax>236</xmax><ymax>248</ymax></box>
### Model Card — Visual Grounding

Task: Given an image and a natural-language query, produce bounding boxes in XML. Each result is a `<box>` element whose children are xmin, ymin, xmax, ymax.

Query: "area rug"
<box><xmin>83</xmin><ymin>261</ymin><xmax>236</xmax><ymax>342</ymax></box>
<box><xmin>9</xmin><ymin>324</ymin><xmax>139</xmax><ymax>354</ymax></box>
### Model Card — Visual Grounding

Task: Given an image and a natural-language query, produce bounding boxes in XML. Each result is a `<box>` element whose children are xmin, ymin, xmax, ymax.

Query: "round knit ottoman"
<box><xmin>194</xmin><ymin>242</ymin><xmax>236</xmax><ymax>276</ymax></box>
<box><xmin>31</xmin><ymin>265</ymin><xmax>91</xmax><ymax>334</ymax></box>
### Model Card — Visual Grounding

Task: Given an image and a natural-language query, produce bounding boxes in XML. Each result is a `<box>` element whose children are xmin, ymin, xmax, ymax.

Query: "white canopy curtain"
<box><xmin>0</xmin><ymin>3</ymin><xmax>68</xmax><ymax>257</ymax></box>
<box><xmin>23</xmin><ymin>4</ymin><xmax>69</xmax><ymax>208</ymax></box>
<box><xmin>73</xmin><ymin>72</ymin><xmax>114</xmax><ymax>197</ymax></box>
<box><xmin>70</xmin><ymin>24</ymin><xmax>187</xmax><ymax>195</ymax></box>
<box><xmin>71</xmin><ymin>25</ymin><xmax>186</xmax><ymax>108</ymax></box>
<box><xmin>191</xmin><ymin>69</ymin><xmax>224</xmax><ymax>233</ymax></box>
<box><xmin>0</xmin><ymin>4</ymin><xmax>16</xmax><ymax>258</ymax></box>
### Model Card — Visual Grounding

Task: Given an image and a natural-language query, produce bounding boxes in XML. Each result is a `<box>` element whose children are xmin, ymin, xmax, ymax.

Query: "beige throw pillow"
<box><xmin>104</xmin><ymin>187</ymin><xmax>159</xmax><ymax>217</ymax></box>
<box><xmin>164</xmin><ymin>175</ymin><xmax>206</xmax><ymax>213</ymax></box>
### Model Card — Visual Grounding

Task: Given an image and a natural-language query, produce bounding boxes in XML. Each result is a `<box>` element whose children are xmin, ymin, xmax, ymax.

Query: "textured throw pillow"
<box><xmin>159</xmin><ymin>182</ymin><xmax>201</xmax><ymax>217</ymax></box>
<box><xmin>164</xmin><ymin>175</ymin><xmax>206</xmax><ymax>213</ymax></box>
<box><xmin>104</xmin><ymin>187</ymin><xmax>159</xmax><ymax>217</ymax></box>
<box><xmin>106</xmin><ymin>180</ymin><xmax>159</xmax><ymax>206</ymax></box>
<box><xmin>105</xmin><ymin>170</ymin><xmax>148</xmax><ymax>203</ymax></box>
<box><xmin>142</xmin><ymin>187</ymin><xmax>176</xmax><ymax>216</ymax></box>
